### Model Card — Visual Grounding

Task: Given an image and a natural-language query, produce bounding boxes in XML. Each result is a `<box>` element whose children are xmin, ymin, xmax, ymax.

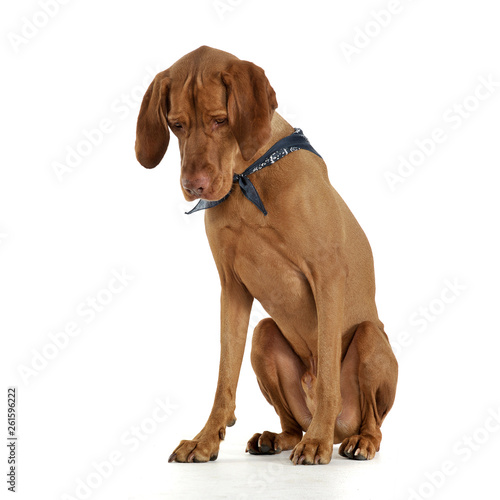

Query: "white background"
<box><xmin>2</xmin><ymin>0</ymin><xmax>500</xmax><ymax>499</ymax></box>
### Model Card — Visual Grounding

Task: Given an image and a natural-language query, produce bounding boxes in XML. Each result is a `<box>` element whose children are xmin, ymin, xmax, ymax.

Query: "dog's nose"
<box><xmin>182</xmin><ymin>176</ymin><xmax>210</xmax><ymax>197</ymax></box>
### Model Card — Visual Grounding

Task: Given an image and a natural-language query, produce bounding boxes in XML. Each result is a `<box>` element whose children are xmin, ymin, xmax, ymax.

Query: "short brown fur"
<box><xmin>136</xmin><ymin>46</ymin><xmax>398</xmax><ymax>465</ymax></box>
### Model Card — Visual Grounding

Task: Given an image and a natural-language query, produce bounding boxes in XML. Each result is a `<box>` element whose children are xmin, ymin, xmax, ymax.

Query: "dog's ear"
<box><xmin>135</xmin><ymin>70</ymin><xmax>170</xmax><ymax>168</ymax></box>
<box><xmin>222</xmin><ymin>61</ymin><xmax>278</xmax><ymax>161</ymax></box>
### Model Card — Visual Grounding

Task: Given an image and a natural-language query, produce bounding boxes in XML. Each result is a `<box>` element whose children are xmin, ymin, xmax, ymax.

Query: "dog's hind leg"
<box><xmin>247</xmin><ymin>318</ymin><xmax>310</xmax><ymax>454</ymax></box>
<box><xmin>338</xmin><ymin>321</ymin><xmax>398</xmax><ymax>460</ymax></box>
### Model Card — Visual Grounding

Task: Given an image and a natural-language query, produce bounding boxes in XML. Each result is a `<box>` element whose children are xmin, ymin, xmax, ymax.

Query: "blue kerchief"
<box><xmin>186</xmin><ymin>128</ymin><xmax>322</xmax><ymax>216</ymax></box>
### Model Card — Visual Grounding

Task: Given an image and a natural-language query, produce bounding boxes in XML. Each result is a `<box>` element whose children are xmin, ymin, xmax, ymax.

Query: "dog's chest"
<box><xmin>215</xmin><ymin>224</ymin><xmax>318</xmax><ymax>348</ymax></box>
<box><xmin>236</xmin><ymin>248</ymin><xmax>307</xmax><ymax>308</ymax></box>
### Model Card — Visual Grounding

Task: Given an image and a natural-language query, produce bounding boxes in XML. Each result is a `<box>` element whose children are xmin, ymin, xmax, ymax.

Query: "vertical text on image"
<box><xmin>7</xmin><ymin>387</ymin><xmax>17</xmax><ymax>493</ymax></box>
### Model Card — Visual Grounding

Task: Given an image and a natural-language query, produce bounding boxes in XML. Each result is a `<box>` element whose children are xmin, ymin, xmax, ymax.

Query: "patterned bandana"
<box><xmin>185</xmin><ymin>128</ymin><xmax>322</xmax><ymax>216</ymax></box>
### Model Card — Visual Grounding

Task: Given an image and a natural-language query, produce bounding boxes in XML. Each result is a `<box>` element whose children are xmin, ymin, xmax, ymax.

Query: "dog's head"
<box><xmin>135</xmin><ymin>46</ymin><xmax>278</xmax><ymax>202</ymax></box>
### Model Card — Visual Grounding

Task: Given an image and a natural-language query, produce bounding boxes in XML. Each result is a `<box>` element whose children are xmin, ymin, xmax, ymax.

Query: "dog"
<box><xmin>135</xmin><ymin>46</ymin><xmax>398</xmax><ymax>465</ymax></box>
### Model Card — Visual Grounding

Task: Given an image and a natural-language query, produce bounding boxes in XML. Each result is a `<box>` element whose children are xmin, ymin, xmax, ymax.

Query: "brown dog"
<box><xmin>135</xmin><ymin>46</ymin><xmax>398</xmax><ymax>465</ymax></box>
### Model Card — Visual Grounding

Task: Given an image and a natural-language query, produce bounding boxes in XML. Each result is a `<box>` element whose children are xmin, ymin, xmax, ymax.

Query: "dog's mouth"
<box><xmin>182</xmin><ymin>172</ymin><xmax>232</xmax><ymax>202</ymax></box>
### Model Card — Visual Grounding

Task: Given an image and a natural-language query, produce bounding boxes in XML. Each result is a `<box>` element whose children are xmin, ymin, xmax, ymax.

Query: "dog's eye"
<box><xmin>173</xmin><ymin>122</ymin><xmax>183</xmax><ymax>129</ymax></box>
<box><xmin>214</xmin><ymin>118</ymin><xmax>227</xmax><ymax>125</ymax></box>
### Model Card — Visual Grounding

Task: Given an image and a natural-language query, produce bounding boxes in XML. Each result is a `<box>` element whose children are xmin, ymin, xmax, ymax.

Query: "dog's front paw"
<box><xmin>168</xmin><ymin>434</ymin><xmax>221</xmax><ymax>463</ymax></box>
<box><xmin>289</xmin><ymin>436</ymin><xmax>333</xmax><ymax>465</ymax></box>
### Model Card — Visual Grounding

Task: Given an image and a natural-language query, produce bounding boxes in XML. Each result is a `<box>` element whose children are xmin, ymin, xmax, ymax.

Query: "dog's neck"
<box><xmin>233</xmin><ymin>112</ymin><xmax>294</xmax><ymax>176</ymax></box>
<box><xmin>204</xmin><ymin>113</ymin><xmax>312</xmax><ymax>224</ymax></box>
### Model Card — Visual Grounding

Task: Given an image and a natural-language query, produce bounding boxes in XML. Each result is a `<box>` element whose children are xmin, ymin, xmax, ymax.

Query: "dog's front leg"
<box><xmin>289</xmin><ymin>267</ymin><xmax>346</xmax><ymax>465</ymax></box>
<box><xmin>169</xmin><ymin>277</ymin><xmax>253</xmax><ymax>463</ymax></box>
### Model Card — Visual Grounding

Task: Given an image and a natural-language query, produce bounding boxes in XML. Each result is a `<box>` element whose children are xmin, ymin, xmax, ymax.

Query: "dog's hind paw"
<box><xmin>246</xmin><ymin>430</ymin><xmax>301</xmax><ymax>455</ymax></box>
<box><xmin>338</xmin><ymin>434</ymin><xmax>377</xmax><ymax>461</ymax></box>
